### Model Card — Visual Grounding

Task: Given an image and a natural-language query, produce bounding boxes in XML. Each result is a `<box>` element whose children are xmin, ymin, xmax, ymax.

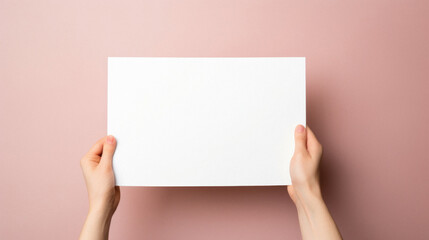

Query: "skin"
<box><xmin>288</xmin><ymin>125</ymin><xmax>342</xmax><ymax>240</ymax></box>
<box><xmin>79</xmin><ymin>125</ymin><xmax>341</xmax><ymax>240</ymax></box>
<box><xmin>80</xmin><ymin>136</ymin><xmax>120</xmax><ymax>240</ymax></box>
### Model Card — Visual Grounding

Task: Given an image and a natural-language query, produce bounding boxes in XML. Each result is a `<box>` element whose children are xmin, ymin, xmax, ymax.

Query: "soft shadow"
<box><xmin>307</xmin><ymin>78</ymin><xmax>371</xmax><ymax>239</ymax></box>
<box><xmin>118</xmin><ymin>186</ymin><xmax>300</xmax><ymax>239</ymax></box>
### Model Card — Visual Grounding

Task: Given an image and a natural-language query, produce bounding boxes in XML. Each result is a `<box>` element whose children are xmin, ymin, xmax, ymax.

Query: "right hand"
<box><xmin>287</xmin><ymin>125</ymin><xmax>323</xmax><ymax>205</ymax></box>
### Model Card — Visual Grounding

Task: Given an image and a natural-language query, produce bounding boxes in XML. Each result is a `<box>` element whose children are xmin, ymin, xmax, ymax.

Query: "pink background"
<box><xmin>1</xmin><ymin>1</ymin><xmax>428</xmax><ymax>239</ymax></box>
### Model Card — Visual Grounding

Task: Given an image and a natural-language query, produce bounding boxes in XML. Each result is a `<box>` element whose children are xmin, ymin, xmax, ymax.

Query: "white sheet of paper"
<box><xmin>108</xmin><ymin>57</ymin><xmax>305</xmax><ymax>186</ymax></box>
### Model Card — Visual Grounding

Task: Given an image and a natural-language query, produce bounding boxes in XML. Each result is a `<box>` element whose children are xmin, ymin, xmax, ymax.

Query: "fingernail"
<box><xmin>296</xmin><ymin>125</ymin><xmax>305</xmax><ymax>133</ymax></box>
<box><xmin>107</xmin><ymin>135</ymin><xmax>115</xmax><ymax>144</ymax></box>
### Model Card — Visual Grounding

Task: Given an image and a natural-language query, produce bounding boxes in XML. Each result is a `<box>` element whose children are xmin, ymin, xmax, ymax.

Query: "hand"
<box><xmin>287</xmin><ymin>125</ymin><xmax>323</xmax><ymax>205</ymax></box>
<box><xmin>287</xmin><ymin>125</ymin><xmax>342</xmax><ymax>240</ymax></box>
<box><xmin>80</xmin><ymin>136</ymin><xmax>120</xmax><ymax>217</ymax></box>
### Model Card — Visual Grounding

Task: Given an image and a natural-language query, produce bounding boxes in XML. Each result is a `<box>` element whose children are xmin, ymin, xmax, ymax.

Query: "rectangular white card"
<box><xmin>108</xmin><ymin>57</ymin><xmax>305</xmax><ymax>186</ymax></box>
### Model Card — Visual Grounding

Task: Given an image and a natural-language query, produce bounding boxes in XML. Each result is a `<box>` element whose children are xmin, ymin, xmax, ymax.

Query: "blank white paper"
<box><xmin>108</xmin><ymin>57</ymin><xmax>305</xmax><ymax>186</ymax></box>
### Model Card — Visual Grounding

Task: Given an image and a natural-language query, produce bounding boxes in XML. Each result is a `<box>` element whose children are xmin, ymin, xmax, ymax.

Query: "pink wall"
<box><xmin>1</xmin><ymin>1</ymin><xmax>428</xmax><ymax>239</ymax></box>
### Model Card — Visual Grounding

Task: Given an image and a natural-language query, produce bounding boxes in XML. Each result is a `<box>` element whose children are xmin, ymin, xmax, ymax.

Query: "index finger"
<box><xmin>85</xmin><ymin>136</ymin><xmax>108</xmax><ymax>157</ymax></box>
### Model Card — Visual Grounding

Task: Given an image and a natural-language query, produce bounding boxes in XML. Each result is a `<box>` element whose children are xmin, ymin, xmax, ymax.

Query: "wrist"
<box><xmin>88</xmin><ymin>202</ymin><xmax>115</xmax><ymax>220</ymax></box>
<box><xmin>293</xmin><ymin>183</ymin><xmax>324</xmax><ymax>208</ymax></box>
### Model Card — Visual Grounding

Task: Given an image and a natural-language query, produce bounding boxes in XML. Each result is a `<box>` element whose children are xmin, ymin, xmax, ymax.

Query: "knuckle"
<box><xmin>80</xmin><ymin>155</ymin><xmax>88</xmax><ymax>167</ymax></box>
<box><xmin>293</xmin><ymin>151</ymin><xmax>305</xmax><ymax>159</ymax></box>
<box><xmin>295</xmin><ymin>135</ymin><xmax>305</xmax><ymax>141</ymax></box>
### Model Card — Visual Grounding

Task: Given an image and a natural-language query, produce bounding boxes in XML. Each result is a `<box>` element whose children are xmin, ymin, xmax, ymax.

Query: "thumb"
<box><xmin>294</xmin><ymin>125</ymin><xmax>307</xmax><ymax>153</ymax></box>
<box><xmin>100</xmin><ymin>135</ymin><xmax>117</xmax><ymax>167</ymax></box>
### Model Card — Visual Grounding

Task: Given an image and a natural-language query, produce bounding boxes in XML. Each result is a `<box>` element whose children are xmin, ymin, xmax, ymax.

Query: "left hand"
<box><xmin>80</xmin><ymin>136</ymin><xmax>120</xmax><ymax>216</ymax></box>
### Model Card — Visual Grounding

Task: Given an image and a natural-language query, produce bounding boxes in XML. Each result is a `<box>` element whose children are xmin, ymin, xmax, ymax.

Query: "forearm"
<box><xmin>79</xmin><ymin>208</ymin><xmax>113</xmax><ymax>240</ymax></box>
<box><xmin>294</xmin><ymin>187</ymin><xmax>342</xmax><ymax>240</ymax></box>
